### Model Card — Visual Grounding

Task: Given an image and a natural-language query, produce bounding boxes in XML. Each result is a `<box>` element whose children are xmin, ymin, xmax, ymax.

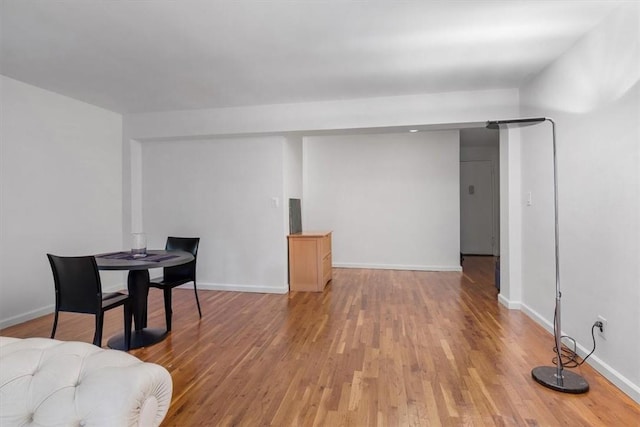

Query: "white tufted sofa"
<box><xmin>0</xmin><ymin>337</ymin><xmax>172</xmax><ymax>427</ymax></box>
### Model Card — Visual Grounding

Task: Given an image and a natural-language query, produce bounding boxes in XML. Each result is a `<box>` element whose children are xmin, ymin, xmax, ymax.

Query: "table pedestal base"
<box><xmin>107</xmin><ymin>328</ymin><xmax>168</xmax><ymax>351</ymax></box>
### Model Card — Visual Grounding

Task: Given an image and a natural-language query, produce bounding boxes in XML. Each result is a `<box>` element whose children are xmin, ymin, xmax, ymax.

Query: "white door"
<box><xmin>460</xmin><ymin>160</ymin><xmax>494</xmax><ymax>255</ymax></box>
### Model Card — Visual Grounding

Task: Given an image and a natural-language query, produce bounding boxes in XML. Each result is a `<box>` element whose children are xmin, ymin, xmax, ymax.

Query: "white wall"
<box><xmin>125</xmin><ymin>89</ymin><xmax>519</xmax><ymax>140</ymax></box>
<box><xmin>283</xmin><ymin>135</ymin><xmax>303</xmax><ymax>235</ymax></box>
<box><xmin>519</xmin><ymin>3</ymin><xmax>640</xmax><ymax>401</ymax></box>
<box><xmin>0</xmin><ymin>76</ymin><xmax>123</xmax><ymax>328</ymax></box>
<box><xmin>283</xmin><ymin>136</ymin><xmax>303</xmax><ymax>200</ymax></box>
<box><xmin>518</xmin><ymin>122</ymin><xmax>555</xmax><ymax>316</ymax></box>
<box><xmin>498</xmin><ymin>128</ymin><xmax>523</xmax><ymax>307</ymax></box>
<box><xmin>303</xmin><ymin>131</ymin><xmax>460</xmax><ymax>271</ymax></box>
<box><xmin>140</xmin><ymin>136</ymin><xmax>289</xmax><ymax>293</ymax></box>
<box><xmin>122</xmin><ymin>88</ymin><xmax>519</xmax><ymax>292</ymax></box>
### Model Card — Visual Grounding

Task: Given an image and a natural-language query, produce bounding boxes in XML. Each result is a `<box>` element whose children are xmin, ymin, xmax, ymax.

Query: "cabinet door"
<box><xmin>289</xmin><ymin>238</ymin><xmax>320</xmax><ymax>291</ymax></box>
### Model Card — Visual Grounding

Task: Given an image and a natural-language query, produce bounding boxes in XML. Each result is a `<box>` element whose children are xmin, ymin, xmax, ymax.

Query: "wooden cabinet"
<box><xmin>287</xmin><ymin>231</ymin><xmax>332</xmax><ymax>292</ymax></box>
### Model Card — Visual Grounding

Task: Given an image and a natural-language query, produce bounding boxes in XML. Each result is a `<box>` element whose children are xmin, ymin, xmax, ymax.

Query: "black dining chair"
<box><xmin>149</xmin><ymin>237</ymin><xmax>201</xmax><ymax>331</ymax></box>
<box><xmin>47</xmin><ymin>254</ymin><xmax>132</xmax><ymax>350</ymax></box>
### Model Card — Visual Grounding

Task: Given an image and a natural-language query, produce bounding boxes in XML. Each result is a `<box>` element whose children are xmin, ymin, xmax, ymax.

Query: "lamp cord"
<box><xmin>551</xmin><ymin>321</ymin><xmax>598</xmax><ymax>368</ymax></box>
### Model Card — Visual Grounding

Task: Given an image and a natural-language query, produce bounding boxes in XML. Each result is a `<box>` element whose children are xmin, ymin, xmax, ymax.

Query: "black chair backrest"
<box><xmin>164</xmin><ymin>237</ymin><xmax>199</xmax><ymax>281</ymax></box>
<box><xmin>47</xmin><ymin>254</ymin><xmax>102</xmax><ymax>315</ymax></box>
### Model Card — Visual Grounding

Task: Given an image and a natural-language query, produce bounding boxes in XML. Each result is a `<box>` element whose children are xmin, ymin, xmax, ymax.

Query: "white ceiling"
<box><xmin>0</xmin><ymin>1</ymin><xmax>625</xmax><ymax>114</ymax></box>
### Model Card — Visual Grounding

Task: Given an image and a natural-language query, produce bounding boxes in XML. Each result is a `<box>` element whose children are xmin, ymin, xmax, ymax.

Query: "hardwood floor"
<box><xmin>2</xmin><ymin>257</ymin><xmax>639</xmax><ymax>426</ymax></box>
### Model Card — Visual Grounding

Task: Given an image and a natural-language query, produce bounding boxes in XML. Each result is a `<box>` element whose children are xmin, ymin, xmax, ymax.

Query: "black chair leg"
<box><xmin>50</xmin><ymin>310</ymin><xmax>59</xmax><ymax>339</ymax></box>
<box><xmin>123</xmin><ymin>302</ymin><xmax>132</xmax><ymax>351</ymax></box>
<box><xmin>164</xmin><ymin>288</ymin><xmax>173</xmax><ymax>331</ymax></box>
<box><xmin>94</xmin><ymin>313</ymin><xmax>104</xmax><ymax>347</ymax></box>
<box><xmin>193</xmin><ymin>281</ymin><xmax>202</xmax><ymax>318</ymax></box>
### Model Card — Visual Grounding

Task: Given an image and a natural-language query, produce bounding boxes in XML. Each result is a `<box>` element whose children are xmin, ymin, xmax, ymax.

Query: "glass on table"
<box><xmin>131</xmin><ymin>233</ymin><xmax>147</xmax><ymax>258</ymax></box>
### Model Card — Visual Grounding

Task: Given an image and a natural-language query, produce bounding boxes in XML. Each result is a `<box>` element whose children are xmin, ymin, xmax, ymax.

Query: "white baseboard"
<box><xmin>520</xmin><ymin>303</ymin><xmax>640</xmax><ymax>404</ymax></box>
<box><xmin>180</xmin><ymin>282</ymin><xmax>288</xmax><ymax>294</ymax></box>
<box><xmin>0</xmin><ymin>304</ymin><xmax>54</xmax><ymax>330</ymax></box>
<box><xmin>333</xmin><ymin>262</ymin><xmax>462</xmax><ymax>272</ymax></box>
<box><xmin>0</xmin><ymin>283</ymin><xmax>131</xmax><ymax>329</ymax></box>
<box><xmin>497</xmin><ymin>293</ymin><xmax>521</xmax><ymax>309</ymax></box>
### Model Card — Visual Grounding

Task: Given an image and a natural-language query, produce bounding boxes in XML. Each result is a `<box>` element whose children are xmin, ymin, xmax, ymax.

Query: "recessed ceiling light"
<box><xmin>409</xmin><ymin>129</ymin><xmax>419</xmax><ymax>133</ymax></box>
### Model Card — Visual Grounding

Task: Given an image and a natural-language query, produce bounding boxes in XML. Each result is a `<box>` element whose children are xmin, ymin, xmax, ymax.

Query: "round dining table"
<box><xmin>95</xmin><ymin>249</ymin><xmax>194</xmax><ymax>350</ymax></box>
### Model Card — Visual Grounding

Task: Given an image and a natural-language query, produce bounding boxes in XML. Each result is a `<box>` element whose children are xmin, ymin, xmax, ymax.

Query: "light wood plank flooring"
<box><xmin>2</xmin><ymin>257</ymin><xmax>639</xmax><ymax>426</ymax></box>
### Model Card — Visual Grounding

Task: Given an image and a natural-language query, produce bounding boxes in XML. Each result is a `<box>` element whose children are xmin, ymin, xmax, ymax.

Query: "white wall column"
<box><xmin>499</xmin><ymin>127</ymin><xmax>523</xmax><ymax>308</ymax></box>
<box><xmin>129</xmin><ymin>139</ymin><xmax>143</xmax><ymax>235</ymax></box>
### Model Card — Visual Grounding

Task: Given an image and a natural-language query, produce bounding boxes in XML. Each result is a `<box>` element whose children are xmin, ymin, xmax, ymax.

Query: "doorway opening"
<box><xmin>460</xmin><ymin>128</ymin><xmax>500</xmax><ymax>263</ymax></box>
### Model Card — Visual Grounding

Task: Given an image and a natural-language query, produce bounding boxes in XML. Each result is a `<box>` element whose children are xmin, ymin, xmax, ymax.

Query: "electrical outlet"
<box><xmin>597</xmin><ymin>315</ymin><xmax>607</xmax><ymax>340</ymax></box>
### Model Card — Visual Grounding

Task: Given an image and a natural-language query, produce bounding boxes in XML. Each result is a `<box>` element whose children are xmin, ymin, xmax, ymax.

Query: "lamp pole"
<box><xmin>486</xmin><ymin>117</ymin><xmax>588</xmax><ymax>394</ymax></box>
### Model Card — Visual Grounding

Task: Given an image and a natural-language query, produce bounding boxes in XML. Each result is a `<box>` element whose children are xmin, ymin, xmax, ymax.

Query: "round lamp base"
<box><xmin>531</xmin><ymin>366</ymin><xmax>589</xmax><ymax>394</ymax></box>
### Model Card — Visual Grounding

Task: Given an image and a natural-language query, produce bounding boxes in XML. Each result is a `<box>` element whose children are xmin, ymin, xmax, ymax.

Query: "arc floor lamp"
<box><xmin>486</xmin><ymin>117</ymin><xmax>589</xmax><ymax>394</ymax></box>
